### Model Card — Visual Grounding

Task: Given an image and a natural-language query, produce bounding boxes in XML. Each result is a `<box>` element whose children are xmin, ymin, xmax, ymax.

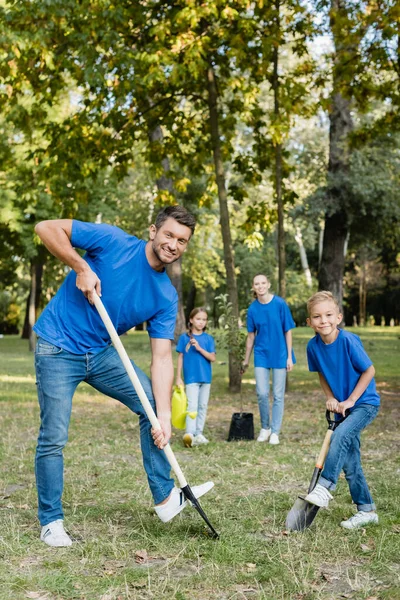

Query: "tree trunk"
<box><xmin>318</xmin><ymin>0</ymin><xmax>354</xmax><ymax>307</ymax></box>
<box><xmin>22</xmin><ymin>260</ymin><xmax>44</xmax><ymax>350</ymax></box>
<box><xmin>206</xmin><ymin>64</ymin><xmax>241</xmax><ymax>392</ymax></box>
<box><xmin>272</xmin><ymin>4</ymin><xmax>286</xmax><ymax>298</ymax></box>
<box><xmin>294</xmin><ymin>227</ymin><xmax>312</xmax><ymax>288</ymax></box>
<box><xmin>185</xmin><ymin>282</ymin><xmax>197</xmax><ymax>325</ymax></box>
<box><xmin>359</xmin><ymin>258</ymin><xmax>367</xmax><ymax>326</ymax></box>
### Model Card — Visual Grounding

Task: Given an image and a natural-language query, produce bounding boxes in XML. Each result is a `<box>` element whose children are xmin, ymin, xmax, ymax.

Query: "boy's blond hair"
<box><xmin>307</xmin><ymin>291</ymin><xmax>340</xmax><ymax>315</ymax></box>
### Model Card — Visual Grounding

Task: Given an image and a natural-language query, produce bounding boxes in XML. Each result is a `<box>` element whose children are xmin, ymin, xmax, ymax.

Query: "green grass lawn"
<box><xmin>0</xmin><ymin>328</ymin><xmax>399</xmax><ymax>600</ymax></box>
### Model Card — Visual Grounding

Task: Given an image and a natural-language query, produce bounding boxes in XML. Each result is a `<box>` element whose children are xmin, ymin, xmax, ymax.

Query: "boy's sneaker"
<box><xmin>269</xmin><ymin>433</ymin><xmax>280</xmax><ymax>445</ymax></box>
<box><xmin>183</xmin><ymin>433</ymin><xmax>193</xmax><ymax>447</ymax></box>
<box><xmin>340</xmin><ymin>511</ymin><xmax>379</xmax><ymax>530</ymax></box>
<box><xmin>304</xmin><ymin>483</ymin><xmax>333</xmax><ymax>508</ymax></box>
<box><xmin>40</xmin><ymin>520</ymin><xmax>72</xmax><ymax>547</ymax></box>
<box><xmin>155</xmin><ymin>482</ymin><xmax>214</xmax><ymax>523</ymax></box>
<box><xmin>257</xmin><ymin>428</ymin><xmax>271</xmax><ymax>442</ymax></box>
<box><xmin>193</xmin><ymin>434</ymin><xmax>209</xmax><ymax>445</ymax></box>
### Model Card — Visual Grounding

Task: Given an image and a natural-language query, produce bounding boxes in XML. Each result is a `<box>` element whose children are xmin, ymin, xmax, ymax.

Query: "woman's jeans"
<box><xmin>320</xmin><ymin>404</ymin><xmax>379</xmax><ymax>512</ymax></box>
<box><xmin>35</xmin><ymin>338</ymin><xmax>174</xmax><ymax>526</ymax></box>
<box><xmin>254</xmin><ymin>367</ymin><xmax>287</xmax><ymax>434</ymax></box>
<box><xmin>185</xmin><ymin>383</ymin><xmax>211</xmax><ymax>436</ymax></box>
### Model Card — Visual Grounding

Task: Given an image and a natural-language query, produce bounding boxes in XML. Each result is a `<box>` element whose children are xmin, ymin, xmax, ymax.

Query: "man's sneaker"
<box><xmin>183</xmin><ymin>433</ymin><xmax>193</xmax><ymax>447</ymax></box>
<box><xmin>193</xmin><ymin>433</ymin><xmax>209</xmax><ymax>445</ymax></box>
<box><xmin>269</xmin><ymin>433</ymin><xmax>280</xmax><ymax>445</ymax></box>
<box><xmin>304</xmin><ymin>483</ymin><xmax>333</xmax><ymax>508</ymax></box>
<box><xmin>40</xmin><ymin>520</ymin><xmax>72</xmax><ymax>547</ymax></box>
<box><xmin>257</xmin><ymin>428</ymin><xmax>271</xmax><ymax>442</ymax></box>
<box><xmin>340</xmin><ymin>511</ymin><xmax>379</xmax><ymax>530</ymax></box>
<box><xmin>155</xmin><ymin>481</ymin><xmax>214</xmax><ymax>523</ymax></box>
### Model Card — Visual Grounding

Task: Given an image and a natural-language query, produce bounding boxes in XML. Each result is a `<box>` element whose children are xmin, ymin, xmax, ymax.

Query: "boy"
<box><xmin>304</xmin><ymin>291</ymin><xmax>380</xmax><ymax>529</ymax></box>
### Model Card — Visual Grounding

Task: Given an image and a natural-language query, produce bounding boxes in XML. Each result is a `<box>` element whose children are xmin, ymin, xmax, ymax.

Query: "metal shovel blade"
<box><xmin>181</xmin><ymin>484</ymin><xmax>219</xmax><ymax>539</ymax></box>
<box><xmin>285</xmin><ymin>496</ymin><xmax>320</xmax><ymax>531</ymax></box>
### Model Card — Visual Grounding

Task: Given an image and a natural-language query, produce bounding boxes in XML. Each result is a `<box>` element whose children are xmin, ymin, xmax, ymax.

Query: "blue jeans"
<box><xmin>254</xmin><ymin>367</ymin><xmax>287</xmax><ymax>434</ymax></box>
<box><xmin>319</xmin><ymin>404</ymin><xmax>379</xmax><ymax>511</ymax></box>
<box><xmin>185</xmin><ymin>383</ymin><xmax>211</xmax><ymax>436</ymax></box>
<box><xmin>35</xmin><ymin>338</ymin><xmax>174</xmax><ymax>526</ymax></box>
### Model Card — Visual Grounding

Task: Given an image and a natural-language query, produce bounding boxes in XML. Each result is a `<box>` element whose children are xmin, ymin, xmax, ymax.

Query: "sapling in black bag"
<box><xmin>227</xmin><ymin>411</ymin><xmax>254</xmax><ymax>441</ymax></box>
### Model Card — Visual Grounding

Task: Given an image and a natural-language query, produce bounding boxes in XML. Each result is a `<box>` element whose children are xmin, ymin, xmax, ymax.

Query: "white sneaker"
<box><xmin>257</xmin><ymin>428</ymin><xmax>271</xmax><ymax>442</ymax></box>
<box><xmin>193</xmin><ymin>433</ymin><xmax>209</xmax><ymax>445</ymax></box>
<box><xmin>40</xmin><ymin>520</ymin><xmax>72</xmax><ymax>547</ymax></box>
<box><xmin>304</xmin><ymin>483</ymin><xmax>333</xmax><ymax>508</ymax></box>
<box><xmin>183</xmin><ymin>433</ymin><xmax>193</xmax><ymax>447</ymax></box>
<box><xmin>341</xmin><ymin>511</ymin><xmax>379</xmax><ymax>530</ymax></box>
<box><xmin>269</xmin><ymin>433</ymin><xmax>280</xmax><ymax>445</ymax></box>
<box><xmin>155</xmin><ymin>482</ymin><xmax>214</xmax><ymax>523</ymax></box>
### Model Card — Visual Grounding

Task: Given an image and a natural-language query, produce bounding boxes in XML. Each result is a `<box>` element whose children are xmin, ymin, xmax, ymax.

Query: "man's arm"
<box><xmin>150</xmin><ymin>337</ymin><xmax>174</xmax><ymax>449</ymax></box>
<box><xmin>35</xmin><ymin>219</ymin><xmax>101</xmax><ymax>303</ymax></box>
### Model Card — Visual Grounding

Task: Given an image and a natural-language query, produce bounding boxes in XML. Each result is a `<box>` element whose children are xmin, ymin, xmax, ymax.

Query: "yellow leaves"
<box><xmin>174</xmin><ymin>177</ymin><xmax>190</xmax><ymax>192</ymax></box>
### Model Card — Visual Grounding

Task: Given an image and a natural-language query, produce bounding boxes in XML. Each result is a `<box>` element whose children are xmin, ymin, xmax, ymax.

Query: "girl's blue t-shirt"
<box><xmin>176</xmin><ymin>332</ymin><xmax>216</xmax><ymax>384</ymax></box>
<box><xmin>34</xmin><ymin>221</ymin><xmax>178</xmax><ymax>354</ymax></box>
<box><xmin>307</xmin><ymin>329</ymin><xmax>380</xmax><ymax>407</ymax></box>
<box><xmin>246</xmin><ymin>296</ymin><xmax>296</xmax><ymax>369</ymax></box>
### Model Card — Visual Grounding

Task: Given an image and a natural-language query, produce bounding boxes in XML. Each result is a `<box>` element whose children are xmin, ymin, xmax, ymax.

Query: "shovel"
<box><xmin>285</xmin><ymin>409</ymin><xmax>348</xmax><ymax>531</ymax></box>
<box><xmin>92</xmin><ymin>291</ymin><xmax>219</xmax><ymax>539</ymax></box>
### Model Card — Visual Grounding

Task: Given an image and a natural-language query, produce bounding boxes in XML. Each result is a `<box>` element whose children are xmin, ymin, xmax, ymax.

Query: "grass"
<box><xmin>0</xmin><ymin>327</ymin><xmax>399</xmax><ymax>600</ymax></box>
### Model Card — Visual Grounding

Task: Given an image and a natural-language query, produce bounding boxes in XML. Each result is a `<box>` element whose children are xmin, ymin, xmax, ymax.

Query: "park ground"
<box><xmin>0</xmin><ymin>327</ymin><xmax>399</xmax><ymax>600</ymax></box>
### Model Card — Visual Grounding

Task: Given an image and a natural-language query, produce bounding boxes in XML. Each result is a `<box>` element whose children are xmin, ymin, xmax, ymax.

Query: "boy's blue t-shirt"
<box><xmin>176</xmin><ymin>332</ymin><xmax>216</xmax><ymax>384</ymax></box>
<box><xmin>246</xmin><ymin>296</ymin><xmax>296</xmax><ymax>369</ymax></box>
<box><xmin>34</xmin><ymin>221</ymin><xmax>178</xmax><ymax>354</ymax></box>
<box><xmin>307</xmin><ymin>329</ymin><xmax>380</xmax><ymax>407</ymax></box>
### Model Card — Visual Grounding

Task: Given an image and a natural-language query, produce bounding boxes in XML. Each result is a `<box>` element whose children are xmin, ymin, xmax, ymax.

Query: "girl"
<box><xmin>176</xmin><ymin>308</ymin><xmax>216</xmax><ymax>447</ymax></box>
<box><xmin>242</xmin><ymin>274</ymin><xmax>296</xmax><ymax>445</ymax></box>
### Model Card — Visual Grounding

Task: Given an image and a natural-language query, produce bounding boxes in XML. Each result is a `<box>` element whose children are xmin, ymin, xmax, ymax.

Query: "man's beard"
<box><xmin>152</xmin><ymin>242</ymin><xmax>177</xmax><ymax>265</ymax></box>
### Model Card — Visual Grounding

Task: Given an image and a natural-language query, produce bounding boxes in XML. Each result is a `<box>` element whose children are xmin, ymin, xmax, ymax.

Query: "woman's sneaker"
<box><xmin>340</xmin><ymin>511</ymin><xmax>379</xmax><ymax>530</ymax></box>
<box><xmin>155</xmin><ymin>482</ymin><xmax>214</xmax><ymax>523</ymax></box>
<box><xmin>183</xmin><ymin>433</ymin><xmax>193</xmax><ymax>447</ymax></box>
<box><xmin>257</xmin><ymin>428</ymin><xmax>271</xmax><ymax>442</ymax></box>
<box><xmin>193</xmin><ymin>434</ymin><xmax>209</xmax><ymax>445</ymax></box>
<box><xmin>269</xmin><ymin>433</ymin><xmax>280</xmax><ymax>445</ymax></box>
<box><xmin>40</xmin><ymin>520</ymin><xmax>72</xmax><ymax>547</ymax></box>
<box><xmin>304</xmin><ymin>483</ymin><xmax>333</xmax><ymax>508</ymax></box>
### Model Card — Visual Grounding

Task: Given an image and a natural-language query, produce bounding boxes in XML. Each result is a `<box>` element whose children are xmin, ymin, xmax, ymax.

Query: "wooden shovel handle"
<box><xmin>315</xmin><ymin>429</ymin><xmax>333</xmax><ymax>469</ymax></box>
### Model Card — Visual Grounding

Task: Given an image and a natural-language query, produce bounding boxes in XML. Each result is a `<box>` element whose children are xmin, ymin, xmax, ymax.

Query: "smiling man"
<box><xmin>33</xmin><ymin>205</ymin><xmax>213</xmax><ymax>547</ymax></box>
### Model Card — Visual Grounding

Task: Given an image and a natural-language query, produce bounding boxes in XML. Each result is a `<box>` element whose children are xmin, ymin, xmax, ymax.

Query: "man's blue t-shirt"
<box><xmin>34</xmin><ymin>221</ymin><xmax>178</xmax><ymax>354</ymax></box>
<box><xmin>176</xmin><ymin>332</ymin><xmax>216</xmax><ymax>384</ymax></box>
<box><xmin>246</xmin><ymin>296</ymin><xmax>296</xmax><ymax>369</ymax></box>
<box><xmin>307</xmin><ymin>329</ymin><xmax>380</xmax><ymax>407</ymax></box>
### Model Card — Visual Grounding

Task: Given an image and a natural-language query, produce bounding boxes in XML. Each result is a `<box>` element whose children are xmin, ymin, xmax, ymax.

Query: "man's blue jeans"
<box><xmin>35</xmin><ymin>338</ymin><xmax>174</xmax><ymax>526</ymax></box>
<box><xmin>254</xmin><ymin>367</ymin><xmax>287</xmax><ymax>434</ymax></box>
<box><xmin>185</xmin><ymin>383</ymin><xmax>211</xmax><ymax>436</ymax></box>
<box><xmin>319</xmin><ymin>404</ymin><xmax>379</xmax><ymax>512</ymax></box>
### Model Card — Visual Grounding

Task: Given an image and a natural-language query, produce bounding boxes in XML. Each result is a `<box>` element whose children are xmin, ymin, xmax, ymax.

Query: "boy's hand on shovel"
<box><xmin>325</xmin><ymin>398</ymin><xmax>340</xmax><ymax>412</ymax></box>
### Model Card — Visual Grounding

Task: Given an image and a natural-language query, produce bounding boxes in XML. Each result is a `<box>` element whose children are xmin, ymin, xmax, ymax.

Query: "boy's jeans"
<box><xmin>254</xmin><ymin>367</ymin><xmax>287</xmax><ymax>434</ymax></box>
<box><xmin>319</xmin><ymin>403</ymin><xmax>379</xmax><ymax>512</ymax></box>
<box><xmin>35</xmin><ymin>338</ymin><xmax>174</xmax><ymax>526</ymax></box>
<box><xmin>185</xmin><ymin>383</ymin><xmax>211</xmax><ymax>436</ymax></box>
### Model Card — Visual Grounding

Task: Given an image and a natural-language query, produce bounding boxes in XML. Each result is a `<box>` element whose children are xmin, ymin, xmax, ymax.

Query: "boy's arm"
<box><xmin>285</xmin><ymin>330</ymin><xmax>294</xmax><ymax>371</ymax></box>
<box><xmin>242</xmin><ymin>332</ymin><xmax>255</xmax><ymax>371</ymax></box>
<box><xmin>318</xmin><ymin>373</ymin><xmax>340</xmax><ymax>412</ymax></box>
<box><xmin>176</xmin><ymin>352</ymin><xmax>184</xmax><ymax>386</ymax></box>
<box><xmin>336</xmin><ymin>365</ymin><xmax>376</xmax><ymax>416</ymax></box>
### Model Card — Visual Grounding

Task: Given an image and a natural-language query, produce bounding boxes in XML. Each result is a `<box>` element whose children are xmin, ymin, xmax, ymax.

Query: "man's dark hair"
<box><xmin>155</xmin><ymin>205</ymin><xmax>196</xmax><ymax>236</ymax></box>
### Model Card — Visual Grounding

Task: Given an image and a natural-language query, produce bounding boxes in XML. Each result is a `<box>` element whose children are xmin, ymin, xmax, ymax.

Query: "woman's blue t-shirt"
<box><xmin>34</xmin><ymin>221</ymin><xmax>178</xmax><ymax>354</ymax></box>
<box><xmin>176</xmin><ymin>332</ymin><xmax>216</xmax><ymax>384</ymax></box>
<box><xmin>246</xmin><ymin>296</ymin><xmax>296</xmax><ymax>369</ymax></box>
<box><xmin>307</xmin><ymin>329</ymin><xmax>380</xmax><ymax>407</ymax></box>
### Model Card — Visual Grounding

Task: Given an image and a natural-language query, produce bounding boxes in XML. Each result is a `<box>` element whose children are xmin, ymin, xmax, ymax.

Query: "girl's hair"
<box><xmin>307</xmin><ymin>291</ymin><xmax>340</xmax><ymax>315</ymax></box>
<box><xmin>188</xmin><ymin>307</ymin><xmax>208</xmax><ymax>335</ymax></box>
<box><xmin>252</xmin><ymin>273</ymin><xmax>270</xmax><ymax>298</ymax></box>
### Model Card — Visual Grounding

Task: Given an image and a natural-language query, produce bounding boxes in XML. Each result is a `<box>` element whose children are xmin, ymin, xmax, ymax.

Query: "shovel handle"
<box><xmin>315</xmin><ymin>429</ymin><xmax>333</xmax><ymax>469</ymax></box>
<box><xmin>92</xmin><ymin>292</ymin><xmax>188</xmax><ymax>488</ymax></box>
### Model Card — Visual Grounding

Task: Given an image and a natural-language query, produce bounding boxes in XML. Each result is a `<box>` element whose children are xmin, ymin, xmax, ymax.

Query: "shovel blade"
<box><xmin>181</xmin><ymin>484</ymin><xmax>219</xmax><ymax>539</ymax></box>
<box><xmin>285</xmin><ymin>496</ymin><xmax>320</xmax><ymax>531</ymax></box>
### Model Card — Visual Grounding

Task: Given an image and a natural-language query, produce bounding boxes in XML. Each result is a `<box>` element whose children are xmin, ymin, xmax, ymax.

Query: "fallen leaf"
<box><xmin>135</xmin><ymin>549</ymin><xmax>149</xmax><ymax>563</ymax></box>
<box><xmin>25</xmin><ymin>593</ymin><xmax>49</xmax><ymax>600</ymax></box>
<box><xmin>246</xmin><ymin>563</ymin><xmax>257</xmax><ymax>572</ymax></box>
<box><xmin>360</xmin><ymin>544</ymin><xmax>372</xmax><ymax>552</ymax></box>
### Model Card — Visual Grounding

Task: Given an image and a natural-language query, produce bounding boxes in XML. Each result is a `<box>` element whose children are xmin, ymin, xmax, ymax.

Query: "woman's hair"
<box><xmin>307</xmin><ymin>291</ymin><xmax>340</xmax><ymax>315</ymax></box>
<box><xmin>252</xmin><ymin>273</ymin><xmax>270</xmax><ymax>298</ymax></box>
<box><xmin>188</xmin><ymin>307</ymin><xmax>208</xmax><ymax>335</ymax></box>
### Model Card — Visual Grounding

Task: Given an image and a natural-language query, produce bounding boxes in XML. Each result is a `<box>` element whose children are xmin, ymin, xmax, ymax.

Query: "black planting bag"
<box><xmin>227</xmin><ymin>412</ymin><xmax>254</xmax><ymax>441</ymax></box>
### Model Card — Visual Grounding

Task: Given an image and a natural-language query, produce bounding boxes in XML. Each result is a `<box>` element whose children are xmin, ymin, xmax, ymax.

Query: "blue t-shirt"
<box><xmin>176</xmin><ymin>332</ymin><xmax>216</xmax><ymax>384</ymax></box>
<box><xmin>307</xmin><ymin>329</ymin><xmax>380</xmax><ymax>407</ymax></box>
<box><xmin>34</xmin><ymin>221</ymin><xmax>178</xmax><ymax>354</ymax></box>
<box><xmin>246</xmin><ymin>296</ymin><xmax>296</xmax><ymax>369</ymax></box>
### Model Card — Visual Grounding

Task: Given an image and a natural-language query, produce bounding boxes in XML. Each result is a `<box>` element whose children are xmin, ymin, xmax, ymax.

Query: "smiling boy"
<box><xmin>304</xmin><ymin>291</ymin><xmax>380</xmax><ymax>529</ymax></box>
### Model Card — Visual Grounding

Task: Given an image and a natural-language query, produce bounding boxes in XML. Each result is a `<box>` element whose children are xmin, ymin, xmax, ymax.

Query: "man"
<box><xmin>33</xmin><ymin>205</ymin><xmax>213</xmax><ymax>547</ymax></box>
